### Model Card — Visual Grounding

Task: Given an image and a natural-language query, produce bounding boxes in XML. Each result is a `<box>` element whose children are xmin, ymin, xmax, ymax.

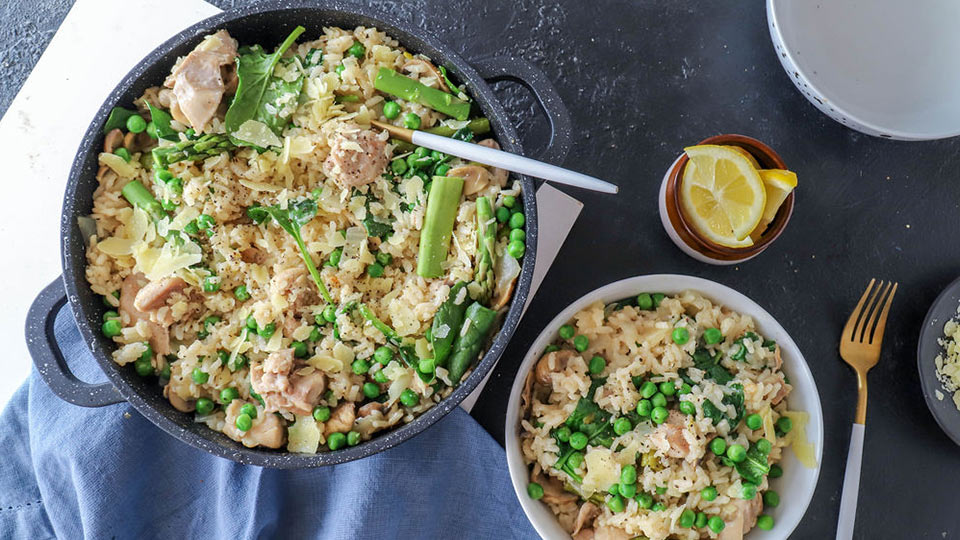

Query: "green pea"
<box><xmin>651</xmin><ymin>406</ymin><xmax>668</xmax><ymax>424</ymax></box>
<box><xmin>202</xmin><ymin>276</ymin><xmax>220</xmax><ymax>293</ymax></box>
<box><xmin>777</xmin><ymin>416</ymin><xmax>793</xmax><ymax>434</ymax></box>
<box><xmin>370</xmin><ymin>369</ymin><xmax>387</xmax><ymax>383</ymax></box>
<box><xmin>567</xmin><ymin>451</ymin><xmax>584</xmax><ymax>469</ymax></box>
<box><xmin>764</xmin><ymin>490</ymin><xmax>780</xmax><ymax>508</ymax></box>
<box><xmin>636</xmin><ymin>293</ymin><xmax>654</xmax><ymax>310</ymax></box>
<box><xmin>258</xmin><ymin>322</ymin><xmax>276</xmax><ymax>340</ymax></box>
<box><xmin>640</xmin><ymin>381</ymin><xmax>658</xmax><ymax>399</ymax></box>
<box><xmin>434</xmin><ymin>163</ymin><xmax>451</xmax><ymax>176</ymax></box>
<box><xmin>588</xmin><ymin>355</ymin><xmax>606</xmax><ymax>375</ymax></box>
<box><xmin>367</xmin><ymin>262</ymin><xmax>385</xmax><ymax>277</ymax></box>
<box><xmin>636</xmin><ymin>492</ymin><xmax>653</xmax><ymax>509</ymax></box>
<box><xmin>102</xmin><ymin>319</ymin><xmax>122</xmax><ymax>338</ymax></box>
<box><xmin>757</xmin><ymin>515</ymin><xmax>774</xmax><ymax>531</ymax></box>
<box><xmin>399</xmin><ymin>388</ymin><xmax>419</xmax><ymax>407</ymax></box>
<box><xmin>680</xmin><ymin>509</ymin><xmax>695</xmax><ymax>528</ymax></box>
<box><xmin>382</xmin><ymin>101</ymin><xmax>400</xmax><ymax>119</ymax></box>
<box><xmin>506</xmin><ymin>240</ymin><xmax>526</xmax><ymax>259</ymax></box>
<box><xmin>292</xmin><ymin>341</ymin><xmax>308</xmax><ymax>358</ymax></box>
<box><xmin>726</xmin><ymin>444</ymin><xmax>747</xmax><ymax>462</ymax></box>
<box><xmin>636</xmin><ymin>399</ymin><xmax>652</xmax><ymax>416</ymax></box>
<box><xmin>220</xmin><ymin>387</ymin><xmax>239</xmax><ymax>404</ymax></box>
<box><xmin>659</xmin><ymin>381</ymin><xmax>676</xmax><ymax>396</ymax></box>
<box><xmin>769</xmin><ymin>464</ymin><xmax>783</xmax><ymax>478</ymax></box>
<box><xmin>495</xmin><ymin>206</ymin><xmax>510</xmax><ymax>223</ymax></box>
<box><xmin>527</xmin><ymin>482</ymin><xmax>544</xmax><ymax>500</ymax></box>
<box><xmin>196</xmin><ymin>397</ymin><xmax>214</xmax><ymax>415</ymax></box>
<box><xmin>618</xmin><ymin>483</ymin><xmax>637</xmax><ymax>499</ymax></box>
<box><xmin>239</xmin><ymin>402</ymin><xmax>257</xmax><ymax>419</ymax></box>
<box><xmin>322</xmin><ymin>304</ymin><xmax>337</xmax><ymax>323</ymax></box>
<box><xmin>679</xmin><ymin>383</ymin><xmax>692</xmax><ymax>395</ymax></box>
<box><xmin>160</xmin><ymin>363</ymin><xmax>171</xmax><ymax>379</ymax></box>
<box><xmin>340</xmin><ymin>431</ymin><xmax>359</xmax><ymax>448</ymax></box>
<box><xmin>755</xmin><ymin>438</ymin><xmax>773</xmax><ymax>455</ymax></box>
<box><xmin>402</xmin><ymin>112</ymin><xmax>421</xmax><ymax>129</ymax></box>
<box><xmin>569</xmin><ymin>432</ymin><xmax>588</xmax><ymax>450</ymax></box>
<box><xmin>502</xmin><ymin>195</ymin><xmax>516</xmax><ymax>208</ymax></box>
<box><xmin>418</xmin><ymin>357</ymin><xmax>435</xmax><ymax>374</ymax></box>
<box><xmin>352</xmin><ymin>358</ymin><xmax>370</xmax><ymax>375</ymax></box>
<box><xmin>327</xmin><ymin>432</ymin><xmax>346</xmax><ymax>450</ymax></box>
<box><xmin>671</xmin><ymin>327</ymin><xmax>690</xmax><ymax>345</ymax></box>
<box><xmin>376</xmin><ymin>251</ymin><xmax>393</xmax><ymax>266</ymax></box>
<box><xmin>679</xmin><ymin>400</ymin><xmax>695</xmax><ymax>416</ymax></box>
<box><xmin>746</xmin><ymin>413</ymin><xmax>763</xmax><ymax>430</ymax></box>
<box><xmin>235</xmin><ymin>413</ymin><xmax>252</xmax><ymax>432</ymax></box>
<box><xmin>543</xmin><ymin>344</ymin><xmax>560</xmax><ymax>354</ymax></box>
<box><xmin>335</xmin><ymin>64</ymin><xmax>346</xmax><ymax>76</ymax></box>
<box><xmin>309</xmin><ymin>326</ymin><xmax>322</xmax><ymax>342</ymax></box>
<box><xmin>742</xmin><ymin>483</ymin><xmax>757</xmax><ymax>500</ymax></box>
<box><xmin>114</xmin><ymin>147</ymin><xmax>131</xmax><ymax>162</ymax></box>
<box><xmin>135</xmin><ymin>357</ymin><xmax>153</xmax><ymax>377</ymax></box>
<box><xmin>652</xmin><ymin>293</ymin><xmax>665</xmax><ymax>307</ymax></box>
<box><xmin>229</xmin><ymin>353</ymin><xmax>248</xmax><ymax>372</ymax></box>
<box><xmin>161</xmin><ymin>199</ymin><xmax>177</xmax><ymax>212</ymax></box>
<box><xmin>374</xmin><ymin>346</ymin><xmax>394</xmax><ymax>365</ymax></box>
<box><xmin>197</xmin><ymin>214</ymin><xmax>215</xmax><ymax>230</ymax></box>
<box><xmin>701</xmin><ymin>486</ymin><xmax>718</xmax><ymax>501</ymax></box>
<box><xmin>651</xmin><ymin>392</ymin><xmax>667</xmax><ymax>408</ymax></box>
<box><xmin>347</xmin><ymin>41</ymin><xmax>366</xmax><ymax>59</ymax></box>
<box><xmin>703</xmin><ymin>327</ymin><xmax>723</xmax><ymax>345</ymax></box>
<box><xmin>606</xmin><ymin>494</ymin><xmax>625</xmax><ymax>513</ymax></box>
<box><xmin>709</xmin><ymin>437</ymin><xmax>727</xmax><ymax>455</ymax></box>
<box><xmin>508</xmin><ymin>212</ymin><xmax>525</xmax><ymax>229</ymax></box>
<box><xmin>246</xmin><ymin>314</ymin><xmax>258</xmax><ymax>330</ymax></box>
<box><xmin>558</xmin><ymin>324</ymin><xmax>575</xmax><ymax>340</ymax></box>
<box><xmin>510</xmin><ymin>228</ymin><xmax>526</xmax><ymax>242</ymax></box>
<box><xmin>656</xmin><ymin>486</ymin><xmax>667</xmax><ymax>495</ymax></box>
<box><xmin>191</xmin><ymin>368</ymin><xmax>209</xmax><ymax>384</ymax></box>
<box><xmin>708</xmin><ymin>515</ymin><xmax>725</xmax><ymax>533</ymax></box>
<box><xmin>234</xmin><ymin>285</ymin><xmax>250</xmax><ymax>301</ymax></box>
<box><xmin>362</xmin><ymin>382</ymin><xmax>380</xmax><ymax>398</ymax></box>
<box><xmin>217</xmin><ymin>350</ymin><xmax>230</xmax><ymax>364</ymax></box>
<box><xmin>391</xmin><ymin>158</ymin><xmax>408</xmax><ymax>175</ymax></box>
<box><xmin>573</xmin><ymin>335</ymin><xmax>589</xmax><ymax>352</ymax></box>
<box><xmin>126</xmin><ymin>114</ymin><xmax>147</xmax><ymax>133</ymax></box>
<box><xmin>613</xmin><ymin>417</ymin><xmax>632</xmax><ymax>436</ymax></box>
<box><xmin>695</xmin><ymin>512</ymin><xmax>708</xmax><ymax>528</ymax></box>
<box><xmin>620</xmin><ymin>465</ymin><xmax>637</xmax><ymax>485</ymax></box>
<box><xmin>313</xmin><ymin>406</ymin><xmax>331</xmax><ymax>422</ymax></box>
<box><xmin>651</xmin><ymin>502</ymin><xmax>666</xmax><ymax>512</ymax></box>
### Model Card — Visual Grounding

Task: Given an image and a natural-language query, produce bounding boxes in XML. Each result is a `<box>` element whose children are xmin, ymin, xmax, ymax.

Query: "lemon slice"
<box><xmin>728</xmin><ymin>146</ymin><xmax>761</xmax><ymax>169</ymax></box>
<box><xmin>680</xmin><ymin>145</ymin><xmax>766</xmax><ymax>247</ymax></box>
<box><xmin>750</xmin><ymin>169</ymin><xmax>798</xmax><ymax>241</ymax></box>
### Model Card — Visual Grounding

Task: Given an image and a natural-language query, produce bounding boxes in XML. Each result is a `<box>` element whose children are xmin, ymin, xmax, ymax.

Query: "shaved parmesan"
<box><xmin>233</xmin><ymin>119</ymin><xmax>282</xmax><ymax>149</ymax></box>
<box><xmin>783</xmin><ymin>410</ymin><xmax>817</xmax><ymax>468</ymax></box>
<box><xmin>582</xmin><ymin>447</ymin><xmax>620</xmax><ymax>495</ymax></box>
<box><xmin>287</xmin><ymin>415</ymin><xmax>321</xmax><ymax>453</ymax></box>
<box><xmin>239</xmin><ymin>178</ymin><xmax>282</xmax><ymax>192</ymax></box>
<box><xmin>99</xmin><ymin>152</ymin><xmax>137</xmax><ymax>178</ymax></box>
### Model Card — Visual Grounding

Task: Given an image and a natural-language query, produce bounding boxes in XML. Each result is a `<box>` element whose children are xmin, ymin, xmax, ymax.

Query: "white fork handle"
<box><xmin>836</xmin><ymin>423</ymin><xmax>865</xmax><ymax>540</ymax></box>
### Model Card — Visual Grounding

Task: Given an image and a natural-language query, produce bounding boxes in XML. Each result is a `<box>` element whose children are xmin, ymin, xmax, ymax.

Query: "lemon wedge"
<box><xmin>728</xmin><ymin>146</ymin><xmax>761</xmax><ymax>169</ymax></box>
<box><xmin>750</xmin><ymin>169</ymin><xmax>798</xmax><ymax>241</ymax></box>
<box><xmin>680</xmin><ymin>145</ymin><xmax>766</xmax><ymax>247</ymax></box>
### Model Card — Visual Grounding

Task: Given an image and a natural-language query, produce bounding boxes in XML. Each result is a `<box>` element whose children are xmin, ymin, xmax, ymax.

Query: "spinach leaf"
<box><xmin>735</xmin><ymin>444</ymin><xmax>771</xmax><ymax>485</ymax></box>
<box><xmin>692</xmin><ymin>348</ymin><xmax>733</xmax><ymax>385</ymax></box>
<box><xmin>256</xmin><ymin>57</ymin><xmax>305</xmax><ymax>136</ymax></box>
<box><xmin>701</xmin><ymin>383</ymin><xmax>745</xmax><ymax>428</ymax></box>
<box><xmin>553</xmin><ymin>378</ymin><xmax>615</xmax><ymax>482</ymax></box>
<box><xmin>451</xmin><ymin>126</ymin><xmax>474</xmax><ymax>142</ymax></box>
<box><xmin>248</xmin><ymin>198</ymin><xmax>332</xmax><ymax>303</ymax></box>
<box><xmin>224</xmin><ymin>26</ymin><xmax>306</xmax><ymax>139</ymax></box>
<box><xmin>103</xmin><ymin>107</ymin><xmax>137</xmax><ymax>133</ymax></box>
<box><xmin>147</xmin><ymin>103</ymin><xmax>179</xmax><ymax>141</ymax></box>
<box><xmin>362</xmin><ymin>198</ymin><xmax>393</xmax><ymax>238</ymax></box>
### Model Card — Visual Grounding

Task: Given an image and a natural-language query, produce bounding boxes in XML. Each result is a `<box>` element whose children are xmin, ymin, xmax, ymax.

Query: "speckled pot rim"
<box><xmin>51</xmin><ymin>1</ymin><xmax>560</xmax><ymax>468</ymax></box>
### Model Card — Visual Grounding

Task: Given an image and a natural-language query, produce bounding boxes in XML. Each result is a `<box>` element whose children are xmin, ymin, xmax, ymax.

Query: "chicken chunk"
<box><xmin>119</xmin><ymin>273</ymin><xmax>172</xmax><ymax>355</ymax></box>
<box><xmin>163</xmin><ymin>30</ymin><xmax>237</xmax><ymax>132</ymax></box>
<box><xmin>532</xmin><ymin>470</ymin><xmax>577</xmax><ymax>506</ymax></box>
<box><xmin>133</xmin><ymin>276</ymin><xmax>187</xmax><ymax>312</ymax></box>
<box><xmin>222</xmin><ymin>400</ymin><xmax>286</xmax><ymax>449</ymax></box>
<box><xmin>322</xmin><ymin>125</ymin><xmax>389</xmax><ymax>188</ymax></box>
<box><xmin>573</xmin><ymin>503</ymin><xmax>600</xmax><ymax>536</ymax></box>
<box><xmin>250</xmin><ymin>349</ymin><xmax>327</xmax><ymax>416</ymax></box>
<box><xmin>648</xmin><ymin>410</ymin><xmax>694</xmax><ymax>460</ymax></box>
<box><xmin>718</xmin><ymin>496</ymin><xmax>763</xmax><ymax>540</ymax></box>
<box><xmin>324</xmin><ymin>402</ymin><xmax>356</xmax><ymax>434</ymax></box>
<box><xmin>476</xmin><ymin>139</ymin><xmax>509</xmax><ymax>186</ymax></box>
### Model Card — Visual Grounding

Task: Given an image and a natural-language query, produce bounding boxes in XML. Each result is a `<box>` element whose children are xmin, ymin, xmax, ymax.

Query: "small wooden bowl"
<box><xmin>658</xmin><ymin>134</ymin><xmax>795</xmax><ymax>265</ymax></box>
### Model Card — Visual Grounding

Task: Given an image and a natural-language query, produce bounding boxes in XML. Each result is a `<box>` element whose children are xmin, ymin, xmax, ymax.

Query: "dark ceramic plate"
<box><xmin>917</xmin><ymin>275</ymin><xmax>960</xmax><ymax>447</ymax></box>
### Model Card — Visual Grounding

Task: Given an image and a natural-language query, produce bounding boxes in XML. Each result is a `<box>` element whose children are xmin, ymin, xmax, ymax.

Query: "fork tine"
<box><xmin>859</xmin><ymin>281</ymin><xmax>891</xmax><ymax>343</ymax></box>
<box><xmin>843</xmin><ymin>278</ymin><xmax>876</xmax><ymax>342</ymax></box>
<box><xmin>869</xmin><ymin>282</ymin><xmax>898</xmax><ymax>345</ymax></box>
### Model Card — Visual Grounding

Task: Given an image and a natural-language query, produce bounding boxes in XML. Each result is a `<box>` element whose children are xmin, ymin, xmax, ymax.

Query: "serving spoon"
<box><xmin>371</xmin><ymin>120</ymin><xmax>618</xmax><ymax>194</ymax></box>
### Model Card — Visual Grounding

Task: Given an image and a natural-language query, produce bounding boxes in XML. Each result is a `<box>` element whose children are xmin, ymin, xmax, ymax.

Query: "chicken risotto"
<box><xmin>84</xmin><ymin>26</ymin><xmax>525</xmax><ymax>453</ymax></box>
<box><xmin>519</xmin><ymin>292</ymin><xmax>815</xmax><ymax>540</ymax></box>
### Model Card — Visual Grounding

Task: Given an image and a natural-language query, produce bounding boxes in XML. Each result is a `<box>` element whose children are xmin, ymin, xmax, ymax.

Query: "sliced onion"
<box><xmin>492</xmin><ymin>254</ymin><xmax>520</xmax><ymax>309</ymax></box>
<box><xmin>77</xmin><ymin>216</ymin><xmax>97</xmax><ymax>247</ymax></box>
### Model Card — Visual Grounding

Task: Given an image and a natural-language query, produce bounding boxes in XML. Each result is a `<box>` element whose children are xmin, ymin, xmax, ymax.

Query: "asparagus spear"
<box><xmin>431</xmin><ymin>281</ymin><xmax>469</xmax><ymax>368</ymax></box>
<box><xmin>152</xmin><ymin>133</ymin><xmax>237</xmax><ymax>168</ymax></box>
<box><xmin>447</xmin><ymin>301</ymin><xmax>498</xmax><ymax>384</ymax></box>
<box><xmin>417</xmin><ymin>176</ymin><xmax>464</xmax><ymax>278</ymax></box>
<box><xmin>374</xmin><ymin>68</ymin><xmax>471</xmax><ymax>120</ymax></box>
<box><xmin>425</xmin><ymin>118</ymin><xmax>490</xmax><ymax>138</ymax></box>
<box><xmin>121</xmin><ymin>180</ymin><xmax>165</xmax><ymax>220</ymax></box>
<box><xmin>472</xmin><ymin>196</ymin><xmax>497</xmax><ymax>304</ymax></box>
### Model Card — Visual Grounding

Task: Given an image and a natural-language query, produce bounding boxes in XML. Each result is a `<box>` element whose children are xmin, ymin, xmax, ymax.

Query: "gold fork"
<box><xmin>836</xmin><ymin>279</ymin><xmax>898</xmax><ymax>540</ymax></box>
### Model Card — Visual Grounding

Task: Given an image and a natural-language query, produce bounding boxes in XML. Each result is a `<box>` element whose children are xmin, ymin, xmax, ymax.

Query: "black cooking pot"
<box><xmin>25</xmin><ymin>1</ymin><xmax>570</xmax><ymax>468</ymax></box>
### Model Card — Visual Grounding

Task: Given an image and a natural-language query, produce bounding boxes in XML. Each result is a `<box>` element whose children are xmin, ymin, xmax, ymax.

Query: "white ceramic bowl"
<box><xmin>505</xmin><ymin>275</ymin><xmax>823</xmax><ymax>539</ymax></box>
<box><xmin>768</xmin><ymin>0</ymin><xmax>960</xmax><ymax>140</ymax></box>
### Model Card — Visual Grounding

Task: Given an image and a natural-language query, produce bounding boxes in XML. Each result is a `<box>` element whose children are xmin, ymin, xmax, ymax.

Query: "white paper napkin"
<box><xmin>0</xmin><ymin>0</ymin><xmax>582</xmax><ymax>411</ymax></box>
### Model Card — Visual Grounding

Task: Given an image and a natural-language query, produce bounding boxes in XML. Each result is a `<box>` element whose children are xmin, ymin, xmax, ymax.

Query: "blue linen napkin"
<box><xmin>0</xmin><ymin>305</ymin><xmax>538</xmax><ymax>539</ymax></box>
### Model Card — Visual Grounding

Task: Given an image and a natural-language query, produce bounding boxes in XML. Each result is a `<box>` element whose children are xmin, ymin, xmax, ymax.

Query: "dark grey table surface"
<box><xmin>4</xmin><ymin>1</ymin><xmax>959</xmax><ymax>539</ymax></box>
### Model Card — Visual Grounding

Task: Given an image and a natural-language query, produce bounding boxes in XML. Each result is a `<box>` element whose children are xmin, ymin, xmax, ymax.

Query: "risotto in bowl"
<box><xmin>505</xmin><ymin>275</ymin><xmax>822</xmax><ymax>539</ymax></box>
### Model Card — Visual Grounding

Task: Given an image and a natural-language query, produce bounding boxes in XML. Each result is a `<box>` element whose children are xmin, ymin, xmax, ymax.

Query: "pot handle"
<box><xmin>471</xmin><ymin>56</ymin><xmax>572</xmax><ymax>166</ymax></box>
<box><xmin>26</xmin><ymin>277</ymin><xmax>124</xmax><ymax>407</ymax></box>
